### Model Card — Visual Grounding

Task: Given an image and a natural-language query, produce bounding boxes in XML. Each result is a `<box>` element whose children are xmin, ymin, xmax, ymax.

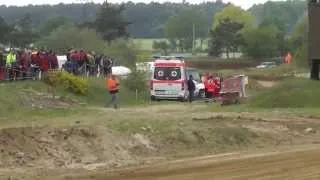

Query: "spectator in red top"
<box><xmin>48</xmin><ymin>50</ymin><xmax>59</xmax><ymax>69</ymax></box>
<box><xmin>31</xmin><ymin>51</ymin><xmax>41</xmax><ymax>67</ymax></box>
<box><xmin>79</xmin><ymin>49</ymin><xmax>87</xmax><ymax>67</ymax></box>
<box><xmin>40</xmin><ymin>52</ymin><xmax>49</xmax><ymax>79</ymax></box>
<box><xmin>70</xmin><ymin>50</ymin><xmax>79</xmax><ymax>61</ymax></box>
<box><xmin>31</xmin><ymin>51</ymin><xmax>41</xmax><ymax>80</ymax></box>
<box><xmin>70</xmin><ymin>50</ymin><xmax>80</xmax><ymax>75</ymax></box>
<box><xmin>52</xmin><ymin>52</ymin><xmax>59</xmax><ymax>69</ymax></box>
<box><xmin>19</xmin><ymin>50</ymin><xmax>29</xmax><ymax>80</ymax></box>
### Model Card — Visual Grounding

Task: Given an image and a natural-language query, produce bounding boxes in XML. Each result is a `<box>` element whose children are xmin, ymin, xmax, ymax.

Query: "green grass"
<box><xmin>216</xmin><ymin>64</ymin><xmax>308</xmax><ymax>81</ymax></box>
<box><xmin>0</xmin><ymin>78</ymin><xmax>150</xmax><ymax>122</ymax></box>
<box><xmin>86</xmin><ymin>78</ymin><xmax>150</xmax><ymax>106</ymax></box>
<box><xmin>248</xmin><ymin>78</ymin><xmax>320</xmax><ymax>108</ymax></box>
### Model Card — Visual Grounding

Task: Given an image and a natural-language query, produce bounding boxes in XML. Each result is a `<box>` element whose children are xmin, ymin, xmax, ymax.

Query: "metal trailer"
<box><xmin>216</xmin><ymin>75</ymin><xmax>248</xmax><ymax>105</ymax></box>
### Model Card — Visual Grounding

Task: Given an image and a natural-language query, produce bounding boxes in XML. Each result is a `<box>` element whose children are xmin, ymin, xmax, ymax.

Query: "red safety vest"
<box><xmin>207</xmin><ymin>79</ymin><xmax>215</xmax><ymax>93</ymax></box>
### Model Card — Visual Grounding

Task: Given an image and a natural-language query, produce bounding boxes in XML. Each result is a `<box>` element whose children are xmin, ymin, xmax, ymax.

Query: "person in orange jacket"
<box><xmin>285</xmin><ymin>52</ymin><xmax>293</xmax><ymax>64</ymax></box>
<box><xmin>202</xmin><ymin>72</ymin><xmax>210</xmax><ymax>98</ymax></box>
<box><xmin>206</xmin><ymin>75</ymin><xmax>215</xmax><ymax>100</ymax></box>
<box><xmin>106</xmin><ymin>74</ymin><xmax>120</xmax><ymax>109</ymax></box>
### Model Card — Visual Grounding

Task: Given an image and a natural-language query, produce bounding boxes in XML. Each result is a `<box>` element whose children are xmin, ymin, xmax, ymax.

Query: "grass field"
<box><xmin>1</xmin><ymin>65</ymin><xmax>320</xmax><ymax>180</ymax></box>
<box><xmin>133</xmin><ymin>38</ymin><xmax>209</xmax><ymax>52</ymax></box>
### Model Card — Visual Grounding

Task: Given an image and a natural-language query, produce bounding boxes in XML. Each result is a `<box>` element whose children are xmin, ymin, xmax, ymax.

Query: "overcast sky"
<box><xmin>0</xmin><ymin>0</ymin><xmax>283</xmax><ymax>10</ymax></box>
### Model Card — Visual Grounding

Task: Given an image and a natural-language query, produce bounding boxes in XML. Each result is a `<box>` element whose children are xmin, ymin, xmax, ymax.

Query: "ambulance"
<box><xmin>150</xmin><ymin>56</ymin><xmax>188</xmax><ymax>101</ymax></box>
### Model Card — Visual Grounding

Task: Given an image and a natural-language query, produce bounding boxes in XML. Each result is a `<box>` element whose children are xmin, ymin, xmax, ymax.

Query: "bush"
<box><xmin>105</xmin><ymin>39</ymin><xmax>139</xmax><ymax>68</ymax></box>
<box><xmin>123</xmin><ymin>71</ymin><xmax>148</xmax><ymax>93</ymax></box>
<box><xmin>294</xmin><ymin>43</ymin><xmax>308</xmax><ymax>68</ymax></box>
<box><xmin>46</xmin><ymin>71</ymin><xmax>88</xmax><ymax>95</ymax></box>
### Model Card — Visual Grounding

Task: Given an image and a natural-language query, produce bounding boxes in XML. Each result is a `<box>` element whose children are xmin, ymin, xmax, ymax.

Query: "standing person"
<box><xmin>70</xmin><ymin>50</ymin><xmax>80</xmax><ymax>75</ymax></box>
<box><xmin>285</xmin><ymin>52</ymin><xmax>293</xmax><ymax>64</ymax></box>
<box><xmin>87</xmin><ymin>52</ymin><xmax>95</xmax><ymax>76</ymax></box>
<box><xmin>19</xmin><ymin>50</ymin><xmax>29</xmax><ymax>80</ymax></box>
<box><xmin>106</xmin><ymin>74</ymin><xmax>120</xmax><ymax>109</ymax></box>
<box><xmin>6</xmin><ymin>50</ymin><xmax>16</xmax><ymax>81</ymax></box>
<box><xmin>51</xmin><ymin>52</ymin><xmax>59</xmax><ymax>70</ymax></box>
<box><xmin>206</xmin><ymin>76</ymin><xmax>215</xmax><ymax>102</ymax></box>
<box><xmin>203</xmin><ymin>72</ymin><xmax>210</xmax><ymax>99</ymax></box>
<box><xmin>31</xmin><ymin>51</ymin><xmax>41</xmax><ymax>80</ymax></box>
<box><xmin>213</xmin><ymin>76</ymin><xmax>221</xmax><ymax>98</ymax></box>
<box><xmin>0</xmin><ymin>50</ymin><xmax>4</xmax><ymax>81</ymax></box>
<box><xmin>187</xmin><ymin>75</ymin><xmax>196</xmax><ymax>103</ymax></box>
<box><xmin>101</xmin><ymin>56</ymin><xmax>111</xmax><ymax>77</ymax></box>
<box><xmin>95</xmin><ymin>54</ymin><xmax>102</xmax><ymax>77</ymax></box>
<box><xmin>48</xmin><ymin>50</ymin><xmax>58</xmax><ymax>70</ymax></box>
<box><xmin>40</xmin><ymin>52</ymin><xmax>49</xmax><ymax>79</ymax></box>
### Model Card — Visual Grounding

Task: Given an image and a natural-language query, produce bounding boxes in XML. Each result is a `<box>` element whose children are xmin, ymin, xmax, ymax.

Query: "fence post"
<box><xmin>135</xmin><ymin>89</ymin><xmax>138</xmax><ymax>102</ymax></box>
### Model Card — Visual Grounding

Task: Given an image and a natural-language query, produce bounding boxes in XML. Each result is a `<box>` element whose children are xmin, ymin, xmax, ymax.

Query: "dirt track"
<box><xmin>58</xmin><ymin>147</ymin><xmax>320</xmax><ymax>180</ymax></box>
<box><xmin>1</xmin><ymin>104</ymin><xmax>320</xmax><ymax>180</ymax></box>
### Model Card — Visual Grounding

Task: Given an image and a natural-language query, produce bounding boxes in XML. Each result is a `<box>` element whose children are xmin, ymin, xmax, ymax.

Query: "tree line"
<box><xmin>207</xmin><ymin>2</ymin><xmax>307</xmax><ymax>63</ymax></box>
<box><xmin>0</xmin><ymin>0</ymin><xmax>308</xmax><ymax>63</ymax></box>
<box><xmin>0</xmin><ymin>0</ymin><xmax>306</xmax><ymax>39</ymax></box>
<box><xmin>0</xmin><ymin>1</ymin><xmax>226</xmax><ymax>39</ymax></box>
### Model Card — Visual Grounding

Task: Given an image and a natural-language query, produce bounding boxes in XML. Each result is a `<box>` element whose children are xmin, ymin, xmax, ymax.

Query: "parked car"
<box><xmin>186</xmin><ymin>68</ymin><xmax>205</xmax><ymax>98</ymax></box>
<box><xmin>256</xmin><ymin>61</ymin><xmax>277</xmax><ymax>69</ymax></box>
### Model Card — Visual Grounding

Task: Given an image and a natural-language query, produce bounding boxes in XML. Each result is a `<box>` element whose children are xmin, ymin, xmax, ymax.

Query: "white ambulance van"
<box><xmin>150</xmin><ymin>56</ymin><xmax>188</xmax><ymax>101</ymax></box>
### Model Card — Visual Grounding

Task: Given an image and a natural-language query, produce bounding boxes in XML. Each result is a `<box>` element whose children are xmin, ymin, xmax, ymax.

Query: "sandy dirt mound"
<box><xmin>257</xmin><ymin>80</ymin><xmax>277</xmax><ymax>88</ymax></box>
<box><xmin>18</xmin><ymin>90</ymin><xmax>77</xmax><ymax>109</ymax></box>
<box><xmin>0</xmin><ymin>126</ymin><xmax>147</xmax><ymax>170</ymax></box>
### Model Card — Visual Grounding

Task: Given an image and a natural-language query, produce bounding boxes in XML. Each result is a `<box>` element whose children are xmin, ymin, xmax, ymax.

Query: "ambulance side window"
<box><xmin>154</xmin><ymin>67</ymin><xmax>181</xmax><ymax>80</ymax></box>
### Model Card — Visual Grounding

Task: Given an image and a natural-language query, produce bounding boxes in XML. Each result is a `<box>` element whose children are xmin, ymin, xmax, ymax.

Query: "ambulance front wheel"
<box><xmin>151</xmin><ymin>96</ymin><xmax>160</xmax><ymax>102</ymax></box>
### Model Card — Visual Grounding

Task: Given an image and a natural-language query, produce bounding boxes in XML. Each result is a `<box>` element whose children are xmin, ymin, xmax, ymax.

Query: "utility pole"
<box><xmin>192</xmin><ymin>23</ymin><xmax>195</xmax><ymax>54</ymax></box>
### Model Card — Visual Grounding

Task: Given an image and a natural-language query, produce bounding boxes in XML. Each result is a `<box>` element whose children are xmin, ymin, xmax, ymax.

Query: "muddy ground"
<box><xmin>0</xmin><ymin>104</ymin><xmax>320</xmax><ymax>179</ymax></box>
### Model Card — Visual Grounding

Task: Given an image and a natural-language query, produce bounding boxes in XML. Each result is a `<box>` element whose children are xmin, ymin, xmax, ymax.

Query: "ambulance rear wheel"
<box><xmin>199</xmin><ymin>89</ymin><xmax>205</xmax><ymax>99</ymax></box>
<box><xmin>179</xmin><ymin>97</ymin><xmax>186</xmax><ymax>102</ymax></box>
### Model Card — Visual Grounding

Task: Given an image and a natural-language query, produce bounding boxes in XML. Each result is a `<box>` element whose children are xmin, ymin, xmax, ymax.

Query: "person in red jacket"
<box><xmin>213</xmin><ymin>76</ymin><xmax>221</xmax><ymax>98</ymax></box>
<box><xmin>206</xmin><ymin>76</ymin><xmax>215</xmax><ymax>101</ymax></box>
<box><xmin>31</xmin><ymin>51</ymin><xmax>41</xmax><ymax>80</ymax></box>
<box><xmin>19</xmin><ymin>50</ymin><xmax>29</xmax><ymax>80</ymax></box>
<box><xmin>79</xmin><ymin>49</ymin><xmax>87</xmax><ymax>67</ymax></box>
<box><xmin>40</xmin><ymin>52</ymin><xmax>49</xmax><ymax>79</ymax></box>
<box><xmin>70</xmin><ymin>50</ymin><xmax>80</xmax><ymax>75</ymax></box>
<box><xmin>48</xmin><ymin>50</ymin><xmax>59</xmax><ymax>69</ymax></box>
<box><xmin>202</xmin><ymin>72</ymin><xmax>209</xmax><ymax>98</ymax></box>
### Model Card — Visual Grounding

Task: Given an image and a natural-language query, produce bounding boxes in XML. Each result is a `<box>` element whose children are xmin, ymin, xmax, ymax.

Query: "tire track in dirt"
<box><xmin>64</xmin><ymin>146</ymin><xmax>320</xmax><ymax>180</ymax></box>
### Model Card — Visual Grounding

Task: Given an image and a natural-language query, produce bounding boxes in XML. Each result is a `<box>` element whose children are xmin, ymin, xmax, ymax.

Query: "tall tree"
<box><xmin>94</xmin><ymin>1</ymin><xmax>131</xmax><ymax>42</ymax></box>
<box><xmin>209</xmin><ymin>19</ymin><xmax>244</xmax><ymax>59</ymax></box>
<box><xmin>153</xmin><ymin>40</ymin><xmax>170</xmax><ymax>55</ymax></box>
<box><xmin>164</xmin><ymin>8</ymin><xmax>208</xmax><ymax>52</ymax></box>
<box><xmin>259</xmin><ymin>17</ymin><xmax>289</xmax><ymax>56</ymax></box>
<box><xmin>249</xmin><ymin>0</ymin><xmax>307</xmax><ymax>34</ymax></box>
<box><xmin>213</xmin><ymin>4</ymin><xmax>254</xmax><ymax>31</ymax></box>
<box><xmin>10</xmin><ymin>13</ymin><xmax>38</xmax><ymax>47</ymax></box>
<box><xmin>242</xmin><ymin>26</ymin><xmax>278</xmax><ymax>59</ymax></box>
<box><xmin>39</xmin><ymin>16</ymin><xmax>72</xmax><ymax>37</ymax></box>
<box><xmin>291</xmin><ymin>15</ymin><xmax>308</xmax><ymax>67</ymax></box>
<box><xmin>0</xmin><ymin>16</ymin><xmax>11</xmax><ymax>44</ymax></box>
<box><xmin>35</xmin><ymin>24</ymin><xmax>106</xmax><ymax>53</ymax></box>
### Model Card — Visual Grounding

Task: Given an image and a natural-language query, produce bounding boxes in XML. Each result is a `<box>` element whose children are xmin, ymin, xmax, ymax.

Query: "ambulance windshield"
<box><xmin>154</xmin><ymin>67</ymin><xmax>181</xmax><ymax>80</ymax></box>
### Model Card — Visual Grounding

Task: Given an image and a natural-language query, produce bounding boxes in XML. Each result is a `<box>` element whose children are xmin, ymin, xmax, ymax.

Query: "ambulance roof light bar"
<box><xmin>152</xmin><ymin>56</ymin><xmax>185</xmax><ymax>61</ymax></box>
